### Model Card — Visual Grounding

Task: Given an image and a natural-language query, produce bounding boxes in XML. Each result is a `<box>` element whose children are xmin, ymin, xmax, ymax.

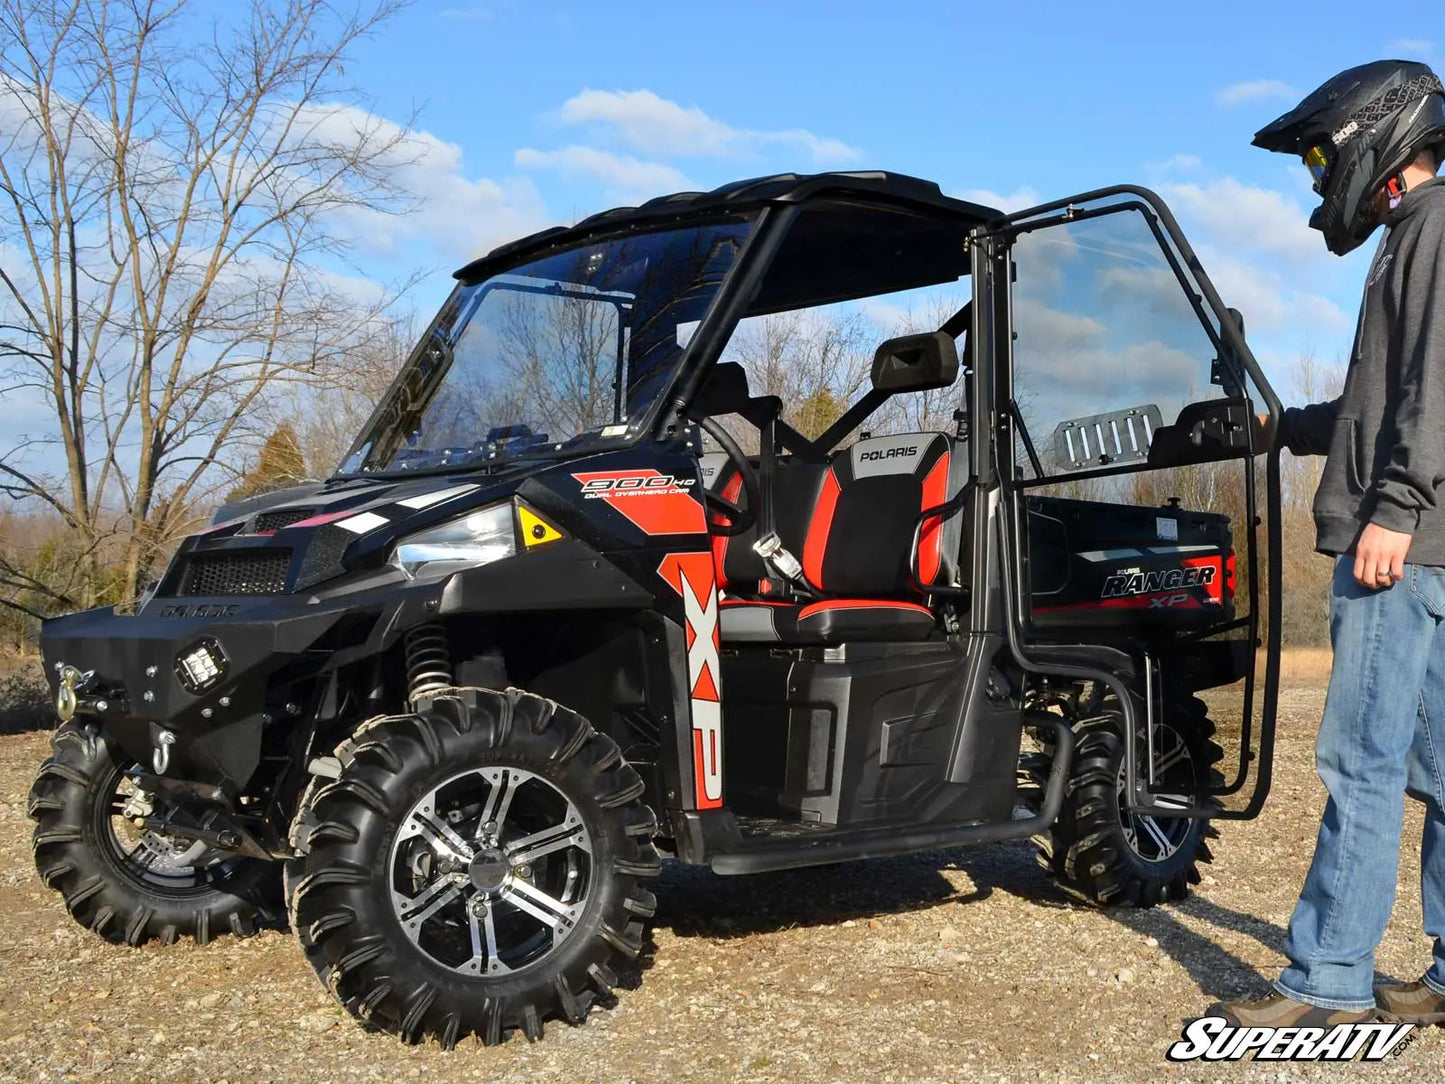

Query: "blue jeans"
<box><xmin>1275</xmin><ymin>556</ymin><xmax>1445</xmax><ymax>1010</ymax></box>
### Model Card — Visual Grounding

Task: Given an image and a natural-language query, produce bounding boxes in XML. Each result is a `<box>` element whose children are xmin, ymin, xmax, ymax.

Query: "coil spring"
<box><xmin>405</xmin><ymin>623</ymin><xmax>453</xmax><ymax>703</ymax></box>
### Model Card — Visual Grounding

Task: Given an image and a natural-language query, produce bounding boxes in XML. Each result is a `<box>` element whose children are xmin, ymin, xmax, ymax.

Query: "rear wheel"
<box><xmin>286</xmin><ymin>688</ymin><xmax>660</xmax><ymax>1047</ymax></box>
<box><xmin>1028</xmin><ymin>691</ymin><xmax>1223</xmax><ymax>907</ymax></box>
<box><xmin>28</xmin><ymin>720</ymin><xmax>281</xmax><ymax>945</ymax></box>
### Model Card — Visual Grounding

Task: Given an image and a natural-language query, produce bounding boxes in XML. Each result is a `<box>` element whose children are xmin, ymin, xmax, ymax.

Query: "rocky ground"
<box><xmin>0</xmin><ymin>683</ymin><xmax>1440</xmax><ymax>1082</ymax></box>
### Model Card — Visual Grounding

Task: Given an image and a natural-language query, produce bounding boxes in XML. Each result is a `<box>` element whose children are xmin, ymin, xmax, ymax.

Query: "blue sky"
<box><xmin>292</xmin><ymin>1</ymin><xmax>1440</xmax><ymax>398</ymax></box>
<box><xmin>327</xmin><ymin>0</ymin><xmax>1443</xmax><ymax>398</ymax></box>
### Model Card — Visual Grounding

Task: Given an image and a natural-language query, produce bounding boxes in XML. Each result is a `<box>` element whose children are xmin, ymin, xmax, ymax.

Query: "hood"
<box><xmin>156</xmin><ymin>465</ymin><xmax>546</xmax><ymax>601</ymax></box>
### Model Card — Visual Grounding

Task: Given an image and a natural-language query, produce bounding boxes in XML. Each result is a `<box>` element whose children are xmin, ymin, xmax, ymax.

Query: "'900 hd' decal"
<box><xmin>657</xmin><ymin>552</ymin><xmax>723</xmax><ymax>810</ymax></box>
<box><xmin>572</xmin><ymin>469</ymin><xmax>706</xmax><ymax>535</ymax></box>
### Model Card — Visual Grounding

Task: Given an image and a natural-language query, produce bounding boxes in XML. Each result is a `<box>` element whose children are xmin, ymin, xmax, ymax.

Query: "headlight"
<box><xmin>390</xmin><ymin>503</ymin><xmax>516</xmax><ymax>579</ymax></box>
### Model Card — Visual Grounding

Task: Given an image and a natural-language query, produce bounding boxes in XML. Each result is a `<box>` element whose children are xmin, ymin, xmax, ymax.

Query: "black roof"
<box><xmin>453</xmin><ymin>171</ymin><xmax>1002</xmax><ymax>283</ymax></box>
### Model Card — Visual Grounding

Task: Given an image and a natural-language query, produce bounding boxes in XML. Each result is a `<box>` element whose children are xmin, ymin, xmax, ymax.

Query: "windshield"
<box><xmin>343</xmin><ymin>218</ymin><xmax>754</xmax><ymax>474</ymax></box>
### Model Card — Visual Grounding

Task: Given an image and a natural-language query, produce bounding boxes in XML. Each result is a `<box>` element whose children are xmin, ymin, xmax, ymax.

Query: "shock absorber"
<box><xmin>404</xmin><ymin>623</ymin><xmax>453</xmax><ymax>704</ymax></box>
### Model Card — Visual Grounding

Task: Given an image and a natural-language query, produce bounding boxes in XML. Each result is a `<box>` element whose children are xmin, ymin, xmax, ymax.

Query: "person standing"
<box><xmin>1212</xmin><ymin>59</ymin><xmax>1445</xmax><ymax>1026</ymax></box>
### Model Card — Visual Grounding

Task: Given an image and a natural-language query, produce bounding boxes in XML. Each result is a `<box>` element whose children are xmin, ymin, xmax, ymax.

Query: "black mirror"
<box><xmin>871</xmin><ymin>331</ymin><xmax>958</xmax><ymax>393</ymax></box>
<box><xmin>691</xmin><ymin>361</ymin><xmax>752</xmax><ymax>418</ymax></box>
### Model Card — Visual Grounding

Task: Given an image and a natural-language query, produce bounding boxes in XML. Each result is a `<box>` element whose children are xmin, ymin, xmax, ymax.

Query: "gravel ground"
<box><xmin>0</xmin><ymin>683</ymin><xmax>1440</xmax><ymax>1082</ymax></box>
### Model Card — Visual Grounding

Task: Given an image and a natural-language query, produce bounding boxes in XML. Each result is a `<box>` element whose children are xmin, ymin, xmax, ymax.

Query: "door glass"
<box><xmin>1010</xmin><ymin>206</ymin><xmax>1227</xmax><ymax>481</ymax></box>
<box><xmin>1007</xmin><ymin>199</ymin><xmax>1269</xmax><ymax>816</ymax></box>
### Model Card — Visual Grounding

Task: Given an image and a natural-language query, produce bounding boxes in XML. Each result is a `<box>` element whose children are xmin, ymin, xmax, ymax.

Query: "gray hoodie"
<box><xmin>1277</xmin><ymin>176</ymin><xmax>1445</xmax><ymax>565</ymax></box>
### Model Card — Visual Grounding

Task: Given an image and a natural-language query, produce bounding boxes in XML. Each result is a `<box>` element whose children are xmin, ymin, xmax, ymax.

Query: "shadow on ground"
<box><xmin>651</xmin><ymin>840</ymin><xmax>1062</xmax><ymax>941</ymax></box>
<box><xmin>650</xmin><ymin>839</ymin><xmax>1301</xmax><ymax>1001</ymax></box>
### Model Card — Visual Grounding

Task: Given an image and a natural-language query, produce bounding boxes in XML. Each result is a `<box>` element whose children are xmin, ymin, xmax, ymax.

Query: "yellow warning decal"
<box><xmin>517</xmin><ymin>505</ymin><xmax>564</xmax><ymax>548</ymax></box>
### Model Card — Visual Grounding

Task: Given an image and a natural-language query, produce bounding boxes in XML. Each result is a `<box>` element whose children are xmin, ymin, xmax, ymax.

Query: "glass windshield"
<box><xmin>344</xmin><ymin>219</ymin><xmax>754</xmax><ymax>474</ymax></box>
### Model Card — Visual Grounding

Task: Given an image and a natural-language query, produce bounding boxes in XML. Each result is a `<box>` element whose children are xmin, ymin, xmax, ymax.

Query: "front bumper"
<box><xmin>41</xmin><ymin>597</ymin><xmax>369</xmax><ymax>788</ymax></box>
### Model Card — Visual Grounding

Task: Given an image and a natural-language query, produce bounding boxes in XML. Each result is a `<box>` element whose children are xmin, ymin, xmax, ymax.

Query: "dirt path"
<box><xmin>0</xmin><ymin>686</ymin><xmax>1440</xmax><ymax>1082</ymax></box>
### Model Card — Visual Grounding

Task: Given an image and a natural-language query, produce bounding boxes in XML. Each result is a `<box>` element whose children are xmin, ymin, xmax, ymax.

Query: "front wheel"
<box><xmin>28</xmin><ymin>721</ymin><xmax>281</xmax><ymax>945</ymax></box>
<box><xmin>1029</xmin><ymin>691</ymin><xmax>1223</xmax><ymax>907</ymax></box>
<box><xmin>286</xmin><ymin>688</ymin><xmax>660</xmax><ymax>1047</ymax></box>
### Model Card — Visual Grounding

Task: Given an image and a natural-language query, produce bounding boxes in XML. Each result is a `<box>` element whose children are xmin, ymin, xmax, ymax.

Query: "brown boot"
<box><xmin>1375</xmin><ymin>981</ymin><xmax>1445</xmax><ymax>1025</ymax></box>
<box><xmin>1205</xmin><ymin>991</ymin><xmax>1376</xmax><ymax>1027</ymax></box>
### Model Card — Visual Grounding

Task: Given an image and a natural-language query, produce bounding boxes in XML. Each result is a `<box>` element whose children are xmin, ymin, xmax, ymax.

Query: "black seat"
<box><xmin>714</xmin><ymin>432</ymin><xmax>965</xmax><ymax>644</ymax></box>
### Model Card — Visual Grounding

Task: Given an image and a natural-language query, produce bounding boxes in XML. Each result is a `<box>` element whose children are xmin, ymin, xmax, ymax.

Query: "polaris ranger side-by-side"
<box><xmin>30</xmin><ymin>172</ymin><xmax>1282</xmax><ymax>1047</ymax></box>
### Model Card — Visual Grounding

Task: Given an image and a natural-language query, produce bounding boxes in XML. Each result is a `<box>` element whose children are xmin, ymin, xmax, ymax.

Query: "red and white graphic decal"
<box><xmin>572</xmin><ymin>470</ymin><xmax>706</xmax><ymax>536</ymax></box>
<box><xmin>658</xmin><ymin>552</ymin><xmax>723</xmax><ymax>809</ymax></box>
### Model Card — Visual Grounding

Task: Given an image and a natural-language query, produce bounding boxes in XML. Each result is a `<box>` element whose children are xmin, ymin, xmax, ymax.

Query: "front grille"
<box><xmin>177</xmin><ymin>550</ymin><xmax>291</xmax><ymax>596</ymax></box>
<box><xmin>253</xmin><ymin>508</ymin><xmax>313</xmax><ymax>533</ymax></box>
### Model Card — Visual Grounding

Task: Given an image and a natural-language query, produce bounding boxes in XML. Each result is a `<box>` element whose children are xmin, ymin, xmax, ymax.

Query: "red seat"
<box><xmin>718</xmin><ymin>598</ymin><xmax>936</xmax><ymax>644</ymax></box>
<box><xmin>710</xmin><ymin>432</ymin><xmax>964</xmax><ymax>644</ymax></box>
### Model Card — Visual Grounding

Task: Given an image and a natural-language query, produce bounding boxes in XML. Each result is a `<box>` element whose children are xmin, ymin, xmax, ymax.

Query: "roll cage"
<box><xmin>572</xmin><ymin>174</ymin><xmax>1281</xmax><ymax>824</ymax></box>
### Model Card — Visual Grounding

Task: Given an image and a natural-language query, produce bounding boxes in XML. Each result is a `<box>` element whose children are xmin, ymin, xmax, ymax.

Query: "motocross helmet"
<box><xmin>1253</xmin><ymin>60</ymin><xmax>1445</xmax><ymax>255</ymax></box>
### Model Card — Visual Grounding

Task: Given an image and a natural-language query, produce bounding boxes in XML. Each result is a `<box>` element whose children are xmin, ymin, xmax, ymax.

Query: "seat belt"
<box><xmin>749</xmin><ymin>416</ymin><xmax>810</xmax><ymax>595</ymax></box>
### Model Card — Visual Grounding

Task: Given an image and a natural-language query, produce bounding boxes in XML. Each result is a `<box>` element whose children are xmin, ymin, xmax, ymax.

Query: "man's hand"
<box><xmin>1353</xmin><ymin>522</ymin><xmax>1413</xmax><ymax>588</ymax></box>
<box><xmin>1255</xmin><ymin>412</ymin><xmax>1273</xmax><ymax>449</ymax></box>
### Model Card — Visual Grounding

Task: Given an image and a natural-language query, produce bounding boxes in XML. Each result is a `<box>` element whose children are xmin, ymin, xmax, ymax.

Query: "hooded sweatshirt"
<box><xmin>1277</xmin><ymin>176</ymin><xmax>1445</xmax><ymax>565</ymax></box>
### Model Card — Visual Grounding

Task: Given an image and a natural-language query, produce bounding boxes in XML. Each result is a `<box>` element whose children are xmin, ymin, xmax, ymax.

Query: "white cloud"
<box><xmin>1149</xmin><ymin>153</ymin><xmax>1204</xmax><ymax>174</ymax></box>
<box><xmin>1157</xmin><ymin>177</ymin><xmax>1318</xmax><ymax>264</ymax></box>
<box><xmin>556</xmin><ymin>89</ymin><xmax>861</xmax><ymax>164</ymax></box>
<box><xmin>1191</xmin><ymin>250</ymin><xmax>1291</xmax><ymax>330</ymax></box>
<box><xmin>293</xmin><ymin>104</ymin><xmax>549</xmax><ymax>266</ymax></box>
<box><xmin>1012</xmin><ymin>298</ymin><xmax>1105</xmax><ymax>354</ymax></box>
<box><xmin>1216</xmin><ymin>80</ymin><xmax>1296</xmax><ymax>106</ymax></box>
<box><xmin>514</xmin><ymin>146</ymin><xmax>688</xmax><ymax>198</ymax></box>
<box><xmin>1183</xmin><ymin>241</ymin><xmax>1350</xmax><ymax>344</ymax></box>
<box><xmin>1291</xmin><ymin>292</ymin><xmax>1352</xmax><ymax>335</ymax></box>
<box><xmin>1387</xmin><ymin>39</ymin><xmax>1435</xmax><ymax>55</ymax></box>
<box><xmin>953</xmin><ymin>186</ymin><xmax>1039</xmax><ymax>213</ymax></box>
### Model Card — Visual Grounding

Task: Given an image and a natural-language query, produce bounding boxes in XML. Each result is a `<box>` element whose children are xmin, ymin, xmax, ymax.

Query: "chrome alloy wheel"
<box><xmin>1115</xmin><ymin>723</ymin><xmax>1199</xmax><ymax>864</ymax></box>
<box><xmin>388</xmin><ymin>766</ymin><xmax>594</xmax><ymax>976</ymax></box>
<box><xmin>106</xmin><ymin>772</ymin><xmax>226</xmax><ymax>884</ymax></box>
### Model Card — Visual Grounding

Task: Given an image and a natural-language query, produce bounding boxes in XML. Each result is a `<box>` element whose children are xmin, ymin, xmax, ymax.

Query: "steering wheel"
<box><xmin>696</xmin><ymin>416</ymin><xmax>761</xmax><ymax>537</ymax></box>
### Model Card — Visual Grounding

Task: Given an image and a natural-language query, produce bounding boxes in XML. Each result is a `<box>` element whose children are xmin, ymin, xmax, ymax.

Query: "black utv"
<box><xmin>30</xmin><ymin>172</ymin><xmax>1284</xmax><ymax>1047</ymax></box>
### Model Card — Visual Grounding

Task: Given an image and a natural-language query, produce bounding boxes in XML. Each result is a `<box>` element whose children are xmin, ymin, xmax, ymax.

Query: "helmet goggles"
<box><xmin>1303</xmin><ymin>144</ymin><xmax>1333</xmax><ymax>193</ymax></box>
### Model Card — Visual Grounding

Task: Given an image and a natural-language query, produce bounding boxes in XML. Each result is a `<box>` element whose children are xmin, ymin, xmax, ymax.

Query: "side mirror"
<box><xmin>871</xmin><ymin>331</ymin><xmax>959</xmax><ymax>393</ymax></box>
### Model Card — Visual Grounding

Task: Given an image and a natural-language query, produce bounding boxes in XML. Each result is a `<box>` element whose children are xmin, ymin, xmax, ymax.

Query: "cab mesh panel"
<box><xmin>253</xmin><ymin>508</ymin><xmax>314</xmax><ymax>533</ymax></box>
<box><xmin>177</xmin><ymin>551</ymin><xmax>291</xmax><ymax>596</ymax></box>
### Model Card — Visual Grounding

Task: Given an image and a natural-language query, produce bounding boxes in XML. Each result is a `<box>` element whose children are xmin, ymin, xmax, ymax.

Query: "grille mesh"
<box><xmin>253</xmin><ymin>508</ymin><xmax>313</xmax><ymax>533</ymax></box>
<box><xmin>177</xmin><ymin>551</ymin><xmax>291</xmax><ymax>596</ymax></box>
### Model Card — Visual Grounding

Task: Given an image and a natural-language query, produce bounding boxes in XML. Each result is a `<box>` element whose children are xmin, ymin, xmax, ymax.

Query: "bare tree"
<box><xmin>0</xmin><ymin>0</ymin><xmax>412</xmax><ymax>613</ymax></box>
<box><xmin>726</xmin><ymin>308</ymin><xmax>873</xmax><ymax>439</ymax></box>
<box><xmin>874</xmin><ymin>292</ymin><xmax>969</xmax><ymax>434</ymax></box>
<box><xmin>495</xmin><ymin>291</ymin><xmax>623</xmax><ymax>439</ymax></box>
<box><xmin>272</xmin><ymin>310</ymin><xmax>419</xmax><ymax>478</ymax></box>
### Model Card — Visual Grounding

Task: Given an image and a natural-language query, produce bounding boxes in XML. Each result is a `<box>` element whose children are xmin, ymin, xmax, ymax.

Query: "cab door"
<box><xmin>976</xmin><ymin>187</ymin><xmax>1283</xmax><ymax>820</ymax></box>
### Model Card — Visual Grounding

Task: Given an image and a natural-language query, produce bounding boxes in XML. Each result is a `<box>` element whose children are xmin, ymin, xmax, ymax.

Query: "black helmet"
<box><xmin>1254</xmin><ymin>60</ymin><xmax>1445</xmax><ymax>255</ymax></box>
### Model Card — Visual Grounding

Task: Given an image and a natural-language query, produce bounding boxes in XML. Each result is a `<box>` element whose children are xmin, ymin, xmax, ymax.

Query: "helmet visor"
<box><xmin>1304</xmin><ymin>144</ymin><xmax>1332</xmax><ymax>193</ymax></box>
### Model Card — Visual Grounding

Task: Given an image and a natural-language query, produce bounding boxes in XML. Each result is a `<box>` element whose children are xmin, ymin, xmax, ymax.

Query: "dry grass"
<box><xmin>1273</xmin><ymin>647</ymin><xmax>1333</xmax><ymax>687</ymax></box>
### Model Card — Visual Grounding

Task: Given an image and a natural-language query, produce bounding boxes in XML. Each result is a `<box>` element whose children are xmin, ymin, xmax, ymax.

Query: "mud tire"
<box><xmin>28</xmin><ymin>720</ymin><xmax>281</xmax><ymax>946</ymax></box>
<box><xmin>1028</xmin><ymin>691</ymin><xmax>1223</xmax><ymax>907</ymax></box>
<box><xmin>286</xmin><ymin>688</ymin><xmax>660</xmax><ymax>1047</ymax></box>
